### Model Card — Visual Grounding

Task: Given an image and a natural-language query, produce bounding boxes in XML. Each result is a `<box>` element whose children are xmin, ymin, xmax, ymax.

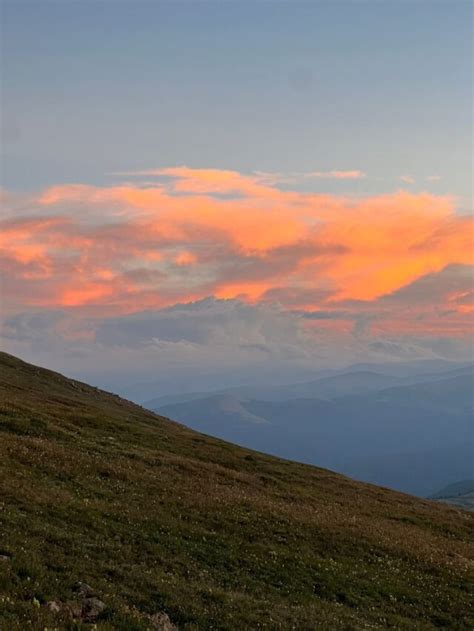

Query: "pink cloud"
<box><xmin>1</xmin><ymin>168</ymin><xmax>472</xmax><ymax>338</ymax></box>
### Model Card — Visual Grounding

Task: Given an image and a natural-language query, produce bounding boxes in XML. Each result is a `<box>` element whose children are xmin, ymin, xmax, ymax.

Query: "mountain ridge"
<box><xmin>143</xmin><ymin>362</ymin><xmax>474</xmax><ymax>408</ymax></box>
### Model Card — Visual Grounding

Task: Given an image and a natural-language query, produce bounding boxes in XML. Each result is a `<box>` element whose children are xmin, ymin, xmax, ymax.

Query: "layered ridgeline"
<box><xmin>0</xmin><ymin>353</ymin><xmax>473</xmax><ymax>630</ymax></box>
<box><xmin>149</xmin><ymin>366</ymin><xmax>474</xmax><ymax>497</ymax></box>
<box><xmin>429</xmin><ymin>480</ymin><xmax>474</xmax><ymax>511</ymax></box>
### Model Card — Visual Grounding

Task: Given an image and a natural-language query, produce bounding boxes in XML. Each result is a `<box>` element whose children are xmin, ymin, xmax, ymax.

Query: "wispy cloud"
<box><xmin>113</xmin><ymin>166</ymin><xmax>367</xmax><ymax>185</ymax></box>
<box><xmin>400</xmin><ymin>175</ymin><xmax>415</xmax><ymax>184</ymax></box>
<box><xmin>303</xmin><ymin>170</ymin><xmax>366</xmax><ymax>180</ymax></box>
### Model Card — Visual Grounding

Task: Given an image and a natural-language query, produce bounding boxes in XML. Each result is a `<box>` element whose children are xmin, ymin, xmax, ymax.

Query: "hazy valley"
<box><xmin>145</xmin><ymin>363</ymin><xmax>474</xmax><ymax>498</ymax></box>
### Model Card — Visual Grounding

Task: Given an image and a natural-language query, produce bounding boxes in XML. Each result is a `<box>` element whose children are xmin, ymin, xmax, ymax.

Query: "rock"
<box><xmin>0</xmin><ymin>555</ymin><xmax>10</xmax><ymax>562</ymax></box>
<box><xmin>150</xmin><ymin>611</ymin><xmax>178</xmax><ymax>630</ymax></box>
<box><xmin>75</xmin><ymin>581</ymin><xmax>95</xmax><ymax>597</ymax></box>
<box><xmin>82</xmin><ymin>596</ymin><xmax>106</xmax><ymax>621</ymax></box>
<box><xmin>46</xmin><ymin>600</ymin><xmax>62</xmax><ymax>613</ymax></box>
<box><xmin>65</xmin><ymin>601</ymin><xmax>83</xmax><ymax>619</ymax></box>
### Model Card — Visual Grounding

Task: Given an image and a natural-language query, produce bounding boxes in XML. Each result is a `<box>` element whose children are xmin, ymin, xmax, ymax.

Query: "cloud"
<box><xmin>111</xmin><ymin>166</ymin><xmax>281</xmax><ymax>197</ymax></box>
<box><xmin>400</xmin><ymin>175</ymin><xmax>415</xmax><ymax>184</ymax></box>
<box><xmin>304</xmin><ymin>170</ymin><xmax>366</xmax><ymax>179</ymax></box>
<box><xmin>370</xmin><ymin>265</ymin><xmax>474</xmax><ymax>337</ymax></box>
<box><xmin>5</xmin><ymin>298</ymin><xmax>471</xmax><ymax>402</ymax></box>
<box><xmin>95</xmin><ymin>298</ymin><xmax>311</xmax><ymax>354</ymax></box>
<box><xmin>323</xmin><ymin>265</ymin><xmax>474</xmax><ymax>339</ymax></box>
<box><xmin>1</xmin><ymin>167</ymin><xmax>472</xmax><ymax>346</ymax></box>
<box><xmin>0</xmin><ymin>300</ymin><xmax>334</xmax><ymax>396</ymax></box>
<box><xmin>114</xmin><ymin>166</ymin><xmax>367</xmax><ymax>184</ymax></box>
<box><xmin>381</xmin><ymin>264</ymin><xmax>473</xmax><ymax>306</ymax></box>
<box><xmin>426</xmin><ymin>175</ymin><xmax>441</xmax><ymax>182</ymax></box>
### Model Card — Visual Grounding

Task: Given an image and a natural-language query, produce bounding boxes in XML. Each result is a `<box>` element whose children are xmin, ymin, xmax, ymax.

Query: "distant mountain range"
<box><xmin>429</xmin><ymin>479</ymin><xmax>474</xmax><ymax>511</ymax></box>
<box><xmin>431</xmin><ymin>479</ymin><xmax>474</xmax><ymax>498</ymax></box>
<box><xmin>120</xmin><ymin>358</ymin><xmax>473</xmax><ymax>404</ymax></box>
<box><xmin>148</xmin><ymin>364</ymin><xmax>474</xmax><ymax>497</ymax></box>
<box><xmin>145</xmin><ymin>361</ymin><xmax>474</xmax><ymax>407</ymax></box>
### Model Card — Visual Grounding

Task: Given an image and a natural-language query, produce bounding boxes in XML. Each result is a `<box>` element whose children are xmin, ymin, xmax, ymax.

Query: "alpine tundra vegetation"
<box><xmin>0</xmin><ymin>352</ymin><xmax>473</xmax><ymax>629</ymax></box>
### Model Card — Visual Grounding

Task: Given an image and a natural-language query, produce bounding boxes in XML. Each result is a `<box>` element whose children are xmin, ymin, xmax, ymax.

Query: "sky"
<box><xmin>1</xmin><ymin>1</ymin><xmax>473</xmax><ymax>394</ymax></box>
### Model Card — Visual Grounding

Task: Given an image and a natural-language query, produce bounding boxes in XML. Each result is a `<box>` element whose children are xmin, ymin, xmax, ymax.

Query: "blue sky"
<box><xmin>1</xmin><ymin>0</ymin><xmax>472</xmax><ymax>205</ymax></box>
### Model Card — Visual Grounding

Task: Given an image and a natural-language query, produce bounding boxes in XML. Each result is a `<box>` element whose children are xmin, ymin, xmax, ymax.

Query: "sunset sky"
<box><xmin>1</xmin><ymin>1</ymin><xmax>472</xmax><ymax>391</ymax></box>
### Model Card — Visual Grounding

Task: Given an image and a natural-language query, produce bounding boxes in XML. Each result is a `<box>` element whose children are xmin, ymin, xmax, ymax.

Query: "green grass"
<box><xmin>0</xmin><ymin>351</ymin><xmax>472</xmax><ymax>629</ymax></box>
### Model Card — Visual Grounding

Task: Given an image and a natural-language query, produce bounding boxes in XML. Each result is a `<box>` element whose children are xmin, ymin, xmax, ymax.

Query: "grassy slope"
<box><xmin>0</xmin><ymin>352</ymin><xmax>472</xmax><ymax>630</ymax></box>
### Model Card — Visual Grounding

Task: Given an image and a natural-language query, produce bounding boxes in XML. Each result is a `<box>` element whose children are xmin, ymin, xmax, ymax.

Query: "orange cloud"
<box><xmin>175</xmin><ymin>251</ymin><xmax>197</xmax><ymax>266</ymax></box>
<box><xmin>61</xmin><ymin>284</ymin><xmax>114</xmax><ymax>307</ymax></box>
<box><xmin>2</xmin><ymin>168</ymin><xmax>472</xmax><ymax>337</ymax></box>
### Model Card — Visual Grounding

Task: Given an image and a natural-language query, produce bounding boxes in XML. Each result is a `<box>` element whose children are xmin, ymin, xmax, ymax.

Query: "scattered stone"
<box><xmin>46</xmin><ymin>600</ymin><xmax>62</xmax><ymax>613</ymax></box>
<box><xmin>75</xmin><ymin>581</ymin><xmax>95</xmax><ymax>597</ymax></box>
<box><xmin>150</xmin><ymin>611</ymin><xmax>178</xmax><ymax>630</ymax></box>
<box><xmin>82</xmin><ymin>596</ymin><xmax>106</xmax><ymax>622</ymax></box>
<box><xmin>66</xmin><ymin>601</ymin><xmax>83</xmax><ymax>619</ymax></box>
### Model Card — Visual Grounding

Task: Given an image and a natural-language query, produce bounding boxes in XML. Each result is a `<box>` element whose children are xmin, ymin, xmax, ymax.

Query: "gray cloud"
<box><xmin>3</xmin><ymin>296</ymin><xmax>472</xmax><ymax>403</ymax></box>
<box><xmin>95</xmin><ymin>297</ymin><xmax>311</xmax><ymax>355</ymax></box>
<box><xmin>381</xmin><ymin>264</ymin><xmax>473</xmax><ymax>305</ymax></box>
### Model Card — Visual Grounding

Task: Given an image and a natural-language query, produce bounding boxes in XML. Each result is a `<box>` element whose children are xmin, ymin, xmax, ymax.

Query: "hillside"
<box><xmin>0</xmin><ymin>352</ymin><xmax>473</xmax><ymax>630</ymax></box>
